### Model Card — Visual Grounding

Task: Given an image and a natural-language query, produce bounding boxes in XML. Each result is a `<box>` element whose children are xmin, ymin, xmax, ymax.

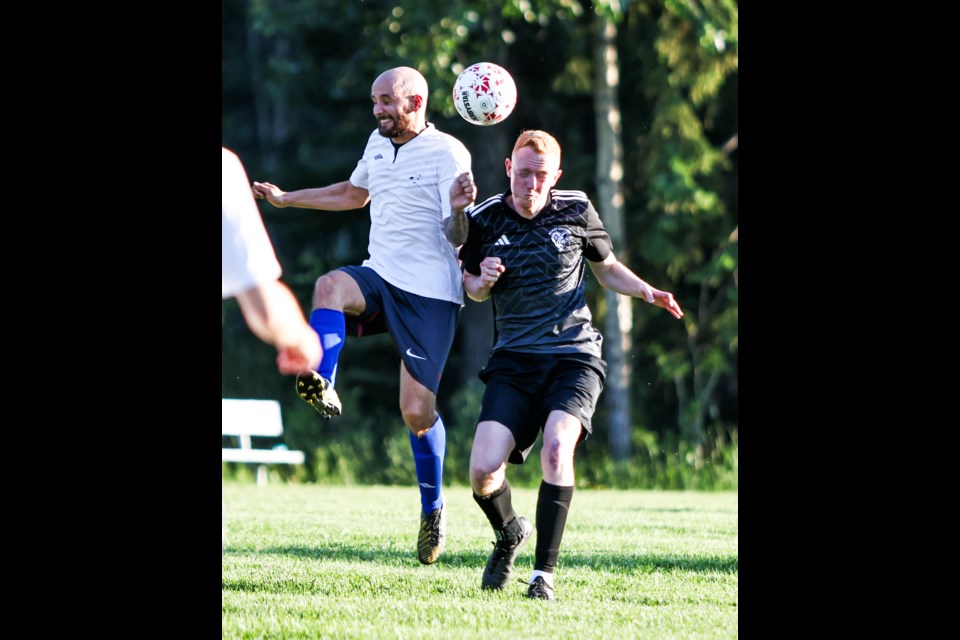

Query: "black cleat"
<box><xmin>524</xmin><ymin>576</ymin><xmax>554</xmax><ymax>600</ymax></box>
<box><xmin>418</xmin><ymin>505</ymin><xmax>446</xmax><ymax>565</ymax></box>
<box><xmin>481</xmin><ymin>516</ymin><xmax>533</xmax><ymax>590</ymax></box>
<box><xmin>296</xmin><ymin>370</ymin><xmax>342</xmax><ymax>418</ymax></box>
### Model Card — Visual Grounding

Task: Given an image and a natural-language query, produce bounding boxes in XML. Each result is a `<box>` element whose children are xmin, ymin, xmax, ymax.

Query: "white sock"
<box><xmin>530</xmin><ymin>570</ymin><xmax>554</xmax><ymax>588</ymax></box>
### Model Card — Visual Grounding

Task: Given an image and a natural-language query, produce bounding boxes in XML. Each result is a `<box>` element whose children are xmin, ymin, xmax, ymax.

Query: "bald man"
<box><xmin>252</xmin><ymin>66</ymin><xmax>475</xmax><ymax>566</ymax></box>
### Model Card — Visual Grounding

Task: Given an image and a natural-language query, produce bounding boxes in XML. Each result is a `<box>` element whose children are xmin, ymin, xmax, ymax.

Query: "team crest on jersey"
<box><xmin>549</xmin><ymin>228</ymin><xmax>571</xmax><ymax>252</ymax></box>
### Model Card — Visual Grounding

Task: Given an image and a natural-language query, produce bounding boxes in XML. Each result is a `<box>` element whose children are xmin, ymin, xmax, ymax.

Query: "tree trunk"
<box><xmin>677</xmin><ymin>280</ymin><xmax>727</xmax><ymax>465</ymax></box>
<box><xmin>247</xmin><ymin>26</ymin><xmax>289</xmax><ymax>174</ymax></box>
<box><xmin>593</xmin><ymin>13</ymin><xmax>632</xmax><ymax>461</ymax></box>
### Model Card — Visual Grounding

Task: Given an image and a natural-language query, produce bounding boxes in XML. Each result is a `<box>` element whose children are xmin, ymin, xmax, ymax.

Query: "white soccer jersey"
<box><xmin>222</xmin><ymin>147</ymin><xmax>282</xmax><ymax>299</ymax></box>
<box><xmin>349</xmin><ymin>123</ymin><xmax>471</xmax><ymax>304</ymax></box>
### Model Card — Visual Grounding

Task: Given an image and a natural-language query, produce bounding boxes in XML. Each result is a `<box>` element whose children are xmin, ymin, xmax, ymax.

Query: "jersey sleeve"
<box><xmin>221</xmin><ymin>148</ymin><xmax>282</xmax><ymax>299</ymax></box>
<box><xmin>458</xmin><ymin>214</ymin><xmax>483</xmax><ymax>275</ymax></box>
<box><xmin>584</xmin><ymin>201</ymin><xmax>613</xmax><ymax>263</ymax></box>
<box><xmin>349</xmin><ymin>156</ymin><xmax>369</xmax><ymax>190</ymax></box>
<box><xmin>349</xmin><ymin>131</ymin><xmax>376</xmax><ymax>189</ymax></box>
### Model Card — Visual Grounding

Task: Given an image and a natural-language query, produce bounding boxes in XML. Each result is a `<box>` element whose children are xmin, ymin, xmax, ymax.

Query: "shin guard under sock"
<box><xmin>409</xmin><ymin>415</ymin><xmax>446</xmax><ymax>514</ymax></box>
<box><xmin>308</xmin><ymin>308</ymin><xmax>346</xmax><ymax>386</ymax></box>
<box><xmin>473</xmin><ymin>479</ymin><xmax>517</xmax><ymax>532</ymax></box>
<box><xmin>534</xmin><ymin>480</ymin><xmax>573</xmax><ymax>572</ymax></box>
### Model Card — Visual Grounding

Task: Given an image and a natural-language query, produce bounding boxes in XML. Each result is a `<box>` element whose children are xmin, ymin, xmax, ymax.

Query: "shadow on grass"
<box><xmin>223</xmin><ymin>544</ymin><xmax>737</xmax><ymax>574</ymax></box>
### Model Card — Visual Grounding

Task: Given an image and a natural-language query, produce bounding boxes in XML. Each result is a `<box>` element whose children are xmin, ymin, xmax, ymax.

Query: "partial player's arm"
<box><xmin>444</xmin><ymin>171</ymin><xmax>476</xmax><ymax>246</ymax></box>
<box><xmin>252</xmin><ymin>180</ymin><xmax>370</xmax><ymax>211</ymax></box>
<box><xmin>235</xmin><ymin>280</ymin><xmax>323</xmax><ymax>375</ymax></box>
<box><xmin>589</xmin><ymin>253</ymin><xmax>684</xmax><ymax>319</ymax></box>
<box><xmin>462</xmin><ymin>256</ymin><xmax>505</xmax><ymax>302</ymax></box>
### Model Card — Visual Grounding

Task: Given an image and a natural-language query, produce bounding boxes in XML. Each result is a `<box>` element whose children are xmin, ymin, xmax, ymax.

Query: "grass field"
<box><xmin>222</xmin><ymin>483</ymin><xmax>738</xmax><ymax>639</ymax></box>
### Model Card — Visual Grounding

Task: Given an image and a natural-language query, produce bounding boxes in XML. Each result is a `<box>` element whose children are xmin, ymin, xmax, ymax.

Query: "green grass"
<box><xmin>222</xmin><ymin>483</ymin><xmax>738</xmax><ymax>639</ymax></box>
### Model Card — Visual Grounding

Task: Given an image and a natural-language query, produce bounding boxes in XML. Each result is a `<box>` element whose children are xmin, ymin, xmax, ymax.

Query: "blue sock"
<box><xmin>308</xmin><ymin>308</ymin><xmax>346</xmax><ymax>386</ymax></box>
<box><xmin>410</xmin><ymin>415</ymin><xmax>445</xmax><ymax>514</ymax></box>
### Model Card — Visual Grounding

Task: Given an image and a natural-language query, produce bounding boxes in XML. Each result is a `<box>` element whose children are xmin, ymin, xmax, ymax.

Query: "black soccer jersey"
<box><xmin>459</xmin><ymin>188</ymin><xmax>613</xmax><ymax>356</ymax></box>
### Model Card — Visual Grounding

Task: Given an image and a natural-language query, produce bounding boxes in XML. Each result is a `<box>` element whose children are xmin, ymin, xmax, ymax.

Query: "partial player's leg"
<box><xmin>382</xmin><ymin>284</ymin><xmax>459</xmax><ymax>565</ymax></box>
<box><xmin>296</xmin><ymin>269</ymin><xmax>366</xmax><ymax>418</ymax></box>
<box><xmin>470</xmin><ymin>420</ymin><xmax>533</xmax><ymax>590</ymax></box>
<box><xmin>400</xmin><ymin>366</ymin><xmax>450</xmax><ymax>564</ymax></box>
<box><xmin>525</xmin><ymin>357</ymin><xmax>602</xmax><ymax>600</ymax></box>
<box><xmin>525</xmin><ymin>410</ymin><xmax>581</xmax><ymax>601</ymax></box>
<box><xmin>470</xmin><ymin>352</ymin><xmax>544</xmax><ymax>589</ymax></box>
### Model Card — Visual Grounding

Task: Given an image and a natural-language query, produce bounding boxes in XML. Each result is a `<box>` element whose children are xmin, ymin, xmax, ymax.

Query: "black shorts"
<box><xmin>338</xmin><ymin>265</ymin><xmax>460</xmax><ymax>394</ymax></box>
<box><xmin>478</xmin><ymin>350</ymin><xmax>607</xmax><ymax>464</ymax></box>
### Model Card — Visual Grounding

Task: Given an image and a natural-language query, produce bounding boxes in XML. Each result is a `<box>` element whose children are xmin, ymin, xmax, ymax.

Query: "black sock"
<box><xmin>473</xmin><ymin>479</ymin><xmax>517</xmax><ymax>532</ymax></box>
<box><xmin>534</xmin><ymin>480</ymin><xmax>573</xmax><ymax>572</ymax></box>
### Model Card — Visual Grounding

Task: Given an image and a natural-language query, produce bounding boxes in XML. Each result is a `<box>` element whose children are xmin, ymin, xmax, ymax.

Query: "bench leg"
<box><xmin>257</xmin><ymin>465</ymin><xmax>268</xmax><ymax>487</ymax></box>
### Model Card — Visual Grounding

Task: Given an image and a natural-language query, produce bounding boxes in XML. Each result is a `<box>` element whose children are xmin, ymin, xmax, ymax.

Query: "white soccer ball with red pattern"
<box><xmin>453</xmin><ymin>62</ymin><xmax>518</xmax><ymax>126</ymax></box>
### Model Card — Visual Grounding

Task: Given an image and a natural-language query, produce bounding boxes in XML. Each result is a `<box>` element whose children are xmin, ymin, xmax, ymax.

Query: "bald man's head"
<box><xmin>370</xmin><ymin>67</ymin><xmax>429</xmax><ymax>143</ymax></box>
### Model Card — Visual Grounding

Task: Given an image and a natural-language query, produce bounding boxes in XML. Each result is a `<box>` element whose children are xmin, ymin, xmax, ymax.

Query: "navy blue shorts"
<box><xmin>338</xmin><ymin>265</ymin><xmax>460</xmax><ymax>394</ymax></box>
<box><xmin>478</xmin><ymin>350</ymin><xmax>607</xmax><ymax>464</ymax></box>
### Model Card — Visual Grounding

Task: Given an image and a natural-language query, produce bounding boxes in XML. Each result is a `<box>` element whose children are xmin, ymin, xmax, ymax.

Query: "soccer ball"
<box><xmin>453</xmin><ymin>62</ymin><xmax>517</xmax><ymax>126</ymax></box>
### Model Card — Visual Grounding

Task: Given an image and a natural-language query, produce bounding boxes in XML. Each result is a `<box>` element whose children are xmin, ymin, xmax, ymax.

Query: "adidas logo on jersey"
<box><xmin>495</xmin><ymin>234</ymin><xmax>511</xmax><ymax>246</ymax></box>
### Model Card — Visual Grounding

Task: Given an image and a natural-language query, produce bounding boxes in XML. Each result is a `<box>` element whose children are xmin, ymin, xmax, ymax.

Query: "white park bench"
<box><xmin>221</xmin><ymin>398</ymin><xmax>306</xmax><ymax>486</ymax></box>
